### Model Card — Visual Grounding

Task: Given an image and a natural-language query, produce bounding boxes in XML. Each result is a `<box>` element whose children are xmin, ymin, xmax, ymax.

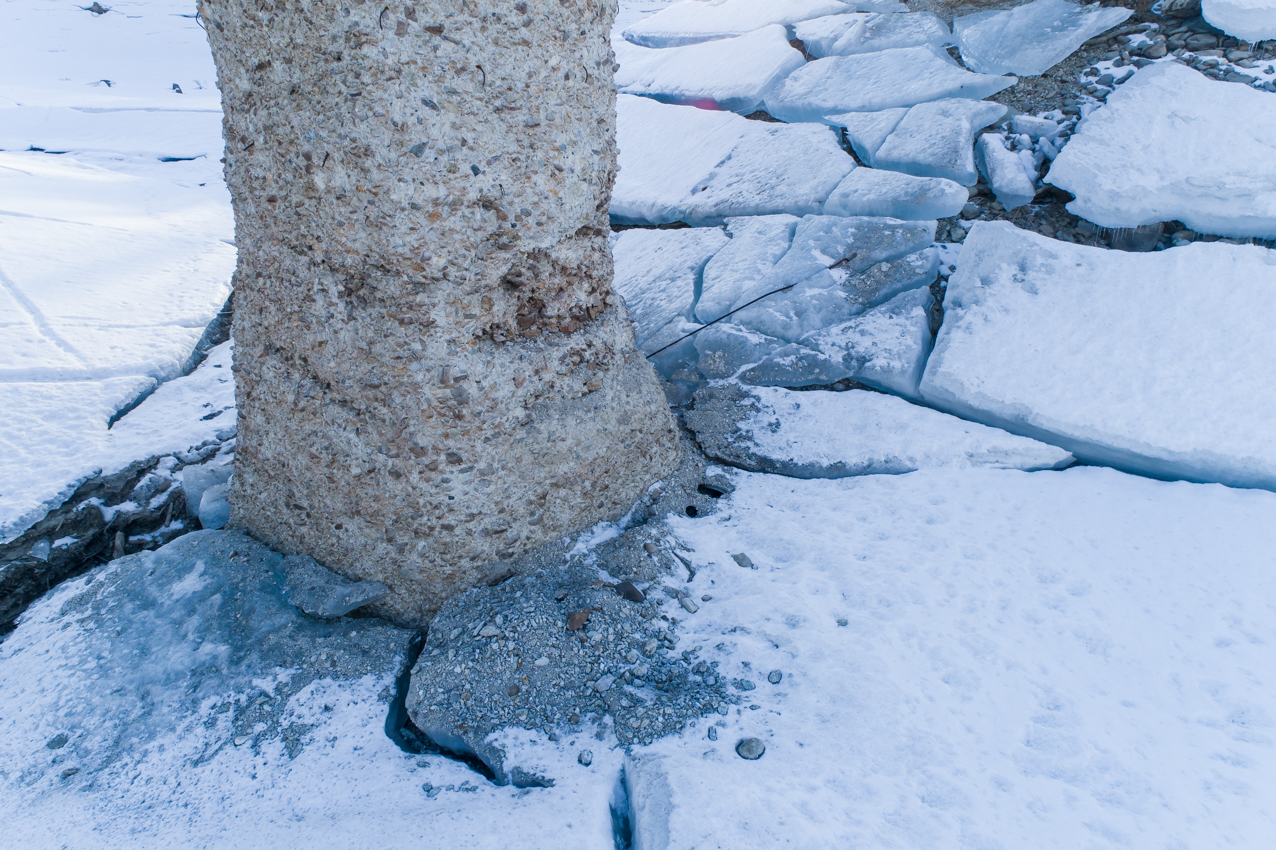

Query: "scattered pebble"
<box><xmin>233</xmin><ymin>735</ymin><xmax>249</xmax><ymax>746</ymax></box>
<box><xmin>701</xmin><ymin>595</ymin><xmax>712</xmax><ymax>602</ymax></box>
<box><xmin>707</xmin><ymin>726</ymin><xmax>718</xmax><ymax>741</ymax></box>
<box><xmin>46</xmin><ymin>733</ymin><xmax>69</xmax><ymax>750</ymax></box>
<box><xmin>731</xmin><ymin>553</ymin><xmax>754</xmax><ymax>569</ymax></box>
<box><xmin>60</xmin><ymin>767</ymin><xmax>80</xmax><ymax>778</ymax></box>
<box><xmin>567</xmin><ymin>609</ymin><xmax>591</xmax><ymax>630</ymax></box>
<box><xmin>615</xmin><ymin>580</ymin><xmax>645</xmax><ymax>602</ymax></box>
<box><xmin>679</xmin><ymin>597</ymin><xmax>699</xmax><ymax>613</ymax></box>
<box><xmin>578</xmin><ymin>749</ymin><xmax>593</xmax><ymax>766</ymax></box>
<box><xmin>736</xmin><ymin>737</ymin><xmax>766</xmax><ymax>760</ymax></box>
<box><xmin>767</xmin><ymin>669</ymin><xmax>783</xmax><ymax>684</ymax></box>
<box><xmin>836</xmin><ymin>618</ymin><xmax>848</xmax><ymax>627</ymax></box>
<box><xmin>533</xmin><ymin>656</ymin><xmax>550</xmax><ymax>667</ymax></box>
<box><xmin>594</xmin><ymin>674</ymin><xmax>616</xmax><ymax>693</ymax></box>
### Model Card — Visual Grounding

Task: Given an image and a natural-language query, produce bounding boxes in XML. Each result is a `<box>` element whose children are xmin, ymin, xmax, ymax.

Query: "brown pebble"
<box><xmin>509</xmin><ymin>684</ymin><xmax>520</xmax><ymax>696</ymax></box>
<box><xmin>554</xmin><ymin>589</ymin><xmax>569</xmax><ymax>602</ymax></box>
<box><xmin>567</xmin><ymin>609</ymin><xmax>591</xmax><ymax>630</ymax></box>
<box><xmin>615</xmin><ymin>581</ymin><xmax>645</xmax><ymax>603</ymax></box>
<box><xmin>643</xmin><ymin>542</ymin><xmax>659</xmax><ymax>554</ymax></box>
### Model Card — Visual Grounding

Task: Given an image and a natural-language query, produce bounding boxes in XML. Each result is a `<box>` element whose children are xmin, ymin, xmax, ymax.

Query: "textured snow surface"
<box><xmin>1045</xmin><ymin>63</ymin><xmax>1276</xmax><ymax>239</ymax></box>
<box><xmin>613</xmin><ymin>26</ymin><xmax>805</xmax><ymax>114</ymax></box>
<box><xmin>792</xmin><ymin>11</ymin><xmax>951</xmax><ymax>58</ymax></box>
<box><xmin>629</xmin><ymin>466</ymin><xmax>1276</xmax><ymax>848</ymax></box>
<box><xmin>765</xmin><ymin>46</ymin><xmax>1015</xmax><ymax>122</ymax></box>
<box><xmin>873</xmin><ymin>98</ymin><xmax>1008</xmax><ymax>185</ymax></box>
<box><xmin>823</xmin><ymin>167</ymin><xmax>968</xmax><ymax>220</ymax></box>
<box><xmin>1202</xmin><ymin>0</ymin><xmax>1276</xmax><ymax>41</ymax></box>
<box><xmin>621</xmin><ymin>0</ymin><xmax>850</xmax><ymax>47</ymax></box>
<box><xmin>954</xmin><ymin>0</ymin><xmax>1131</xmax><ymax>76</ymax></box>
<box><xmin>921</xmin><ymin>221</ymin><xmax>1276</xmax><ymax>489</ymax></box>
<box><xmin>613</xmin><ymin>95</ymin><xmax>854</xmax><ymax>225</ymax></box>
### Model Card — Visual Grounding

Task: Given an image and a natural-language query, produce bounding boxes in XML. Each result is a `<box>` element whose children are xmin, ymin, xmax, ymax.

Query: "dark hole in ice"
<box><xmin>159</xmin><ymin>155</ymin><xmax>201</xmax><ymax>162</ymax></box>
<box><xmin>696</xmin><ymin>484</ymin><xmax>724</xmax><ymax>499</ymax></box>
<box><xmin>685</xmin><ymin>505</ymin><xmax>698</xmax><ymax>517</ymax></box>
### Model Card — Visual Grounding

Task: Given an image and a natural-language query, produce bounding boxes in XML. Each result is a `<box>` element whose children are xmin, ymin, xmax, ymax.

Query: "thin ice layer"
<box><xmin>975</xmin><ymin>134</ymin><xmax>1037</xmax><ymax>209</ymax></box>
<box><xmin>1203</xmin><ymin>0</ymin><xmax>1276</xmax><ymax>41</ymax></box>
<box><xmin>793</xmin><ymin>11</ymin><xmax>951</xmax><ymax>58</ymax></box>
<box><xmin>621</xmin><ymin>0</ymin><xmax>850</xmax><ymax>47</ymax></box>
<box><xmin>614</xmin><ymin>26</ymin><xmax>805</xmax><ymax>113</ymax></box>
<box><xmin>1045</xmin><ymin>63</ymin><xmax>1276</xmax><ymax>239</ymax></box>
<box><xmin>764</xmin><ymin>45</ymin><xmax>1015</xmax><ymax>122</ymax></box>
<box><xmin>824</xmin><ymin>166</ymin><xmax>969</xmax><ymax>219</ymax></box>
<box><xmin>920</xmin><ymin>221</ymin><xmax>1276</xmax><ymax>490</ymax></box>
<box><xmin>874</xmin><ymin>98</ymin><xmax>1008</xmax><ymax>185</ymax></box>
<box><xmin>829</xmin><ymin>107</ymin><xmax>908</xmax><ymax>165</ymax></box>
<box><xmin>955</xmin><ymin>0</ymin><xmax>1131</xmax><ymax>76</ymax></box>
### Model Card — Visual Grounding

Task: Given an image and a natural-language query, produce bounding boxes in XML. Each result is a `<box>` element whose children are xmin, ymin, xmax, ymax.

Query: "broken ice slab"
<box><xmin>831</xmin><ymin>107</ymin><xmax>907</xmax><ymax>166</ymax></box>
<box><xmin>696</xmin><ymin>215</ymin><xmax>799</xmax><ymax>323</ymax></box>
<box><xmin>793</xmin><ymin>12</ymin><xmax>952</xmax><ymax>58</ymax></box>
<box><xmin>283</xmin><ymin>553</ymin><xmax>390</xmax><ymax>618</ymax></box>
<box><xmin>975</xmin><ymin>134</ymin><xmax>1037</xmax><ymax>210</ymax></box>
<box><xmin>920</xmin><ymin>221</ymin><xmax>1276</xmax><ymax>490</ymax></box>
<box><xmin>1010</xmin><ymin>113</ymin><xmax>1062</xmax><ymax>140</ymax></box>
<box><xmin>873</xmin><ymin>98</ymin><xmax>1008</xmax><ymax>186</ymax></box>
<box><xmin>954</xmin><ymin>0</ymin><xmax>1131</xmax><ymax>76</ymax></box>
<box><xmin>614</xmin><ymin>26</ymin><xmax>805</xmax><ymax>114</ymax></box>
<box><xmin>1045</xmin><ymin>63</ymin><xmax>1276</xmax><ymax>240</ymax></box>
<box><xmin>1203</xmin><ymin>0</ymin><xmax>1276</xmax><ymax>41</ymax></box>
<box><xmin>182</xmin><ymin>459</ymin><xmax>232</xmax><ymax>519</ymax></box>
<box><xmin>694</xmin><ymin>322</ymin><xmax>785</xmax><ymax>379</ymax></box>
<box><xmin>621</xmin><ymin>0</ymin><xmax>850</xmax><ymax>47</ymax></box>
<box><xmin>612</xmin><ymin>95</ymin><xmax>854</xmax><ymax>226</ymax></box>
<box><xmin>824</xmin><ymin>167</ymin><xmax>968</xmax><ymax>220</ymax></box>
<box><xmin>764</xmin><ymin>46</ymin><xmax>1015</xmax><ymax>122</ymax></box>
<box><xmin>686</xmin><ymin>383</ymin><xmax>1074</xmax><ymax>478</ymax></box>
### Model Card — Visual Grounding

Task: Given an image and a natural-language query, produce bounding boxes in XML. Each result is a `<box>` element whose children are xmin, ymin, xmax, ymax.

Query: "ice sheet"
<box><xmin>621</xmin><ymin>0</ymin><xmax>850</xmax><ymax>47</ymax></box>
<box><xmin>955</xmin><ymin>0</ymin><xmax>1131</xmax><ymax>76</ymax></box>
<box><xmin>824</xmin><ymin>166</ymin><xmax>969</xmax><ymax>219</ymax></box>
<box><xmin>828</xmin><ymin>107</ymin><xmax>908</xmax><ymax>166</ymax></box>
<box><xmin>920</xmin><ymin>221</ymin><xmax>1276</xmax><ymax>490</ymax></box>
<box><xmin>1203</xmin><ymin>0</ymin><xmax>1276</xmax><ymax>41</ymax></box>
<box><xmin>793</xmin><ymin>11</ymin><xmax>951</xmax><ymax>58</ymax></box>
<box><xmin>696</xmin><ymin>215</ymin><xmax>799</xmax><ymax>323</ymax></box>
<box><xmin>1044</xmin><ymin>63</ymin><xmax>1276</xmax><ymax>239</ymax></box>
<box><xmin>874</xmin><ymin>98</ymin><xmax>1008</xmax><ymax>186</ymax></box>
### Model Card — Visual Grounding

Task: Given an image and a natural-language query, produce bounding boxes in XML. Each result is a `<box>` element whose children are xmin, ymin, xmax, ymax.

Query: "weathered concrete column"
<box><xmin>198</xmin><ymin>0</ymin><xmax>680</xmax><ymax>624</ymax></box>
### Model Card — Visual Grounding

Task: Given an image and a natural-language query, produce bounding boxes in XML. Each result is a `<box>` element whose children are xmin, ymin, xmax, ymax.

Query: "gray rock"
<box><xmin>768</xmin><ymin>669</ymin><xmax>783</xmax><ymax>684</ymax></box>
<box><xmin>707</xmin><ymin>726</ymin><xmax>718</xmax><ymax>740</ymax></box>
<box><xmin>731</xmin><ymin>552</ymin><xmax>755</xmax><ymax>569</ymax></box>
<box><xmin>282</xmin><ymin>554</ymin><xmax>390</xmax><ymax>618</ymax></box>
<box><xmin>736</xmin><ymin>737</ymin><xmax>766</xmax><ymax>760</ymax></box>
<box><xmin>578</xmin><ymin>749</ymin><xmax>593</xmax><ymax>766</ymax></box>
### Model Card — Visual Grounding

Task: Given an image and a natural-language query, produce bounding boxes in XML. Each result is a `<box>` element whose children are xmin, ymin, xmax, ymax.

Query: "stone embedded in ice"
<box><xmin>920</xmin><ymin>221</ymin><xmax>1276</xmax><ymax>490</ymax></box>
<box><xmin>282</xmin><ymin>553</ymin><xmax>390</xmax><ymax>619</ymax></box>
<box><xmin>613</xmin><ymin>95</ymin><xmax>855</xmax><ymax>226</ymax></box>
<box><xmin>873</xmin><ymin>98</ymin><xmax>1009</xmax><ymax>186</ymax></box>
<box><xmin>686</xmin><ymin>383</ymin><xmax>1074</xmax><ymax>478</ymax></box>
<box><xmin>697</xmin><ymin>215</ymin><xmax>799</xmax><ymax>323</ymax></box>
<box><xmin>830</xmin><ymin>107</ymin><xmax>908</xmax><ymax>166</ymax></box>
<box><xmin>621</xmin><ymin>0</ymin><xmax>850</xmax><ymax>48</ymax></box>
<box><xmin>614</xmin><ymin>26</ymin><xmax>805</xmax><ymax>114</ymax></box>
<box><xmin>764</xmin><ymin>46</ymin><xmax>1015</xmax><ymax>123</ymax></box>
<box><xmin>793</xmin><ymin>12</ymin><xmax>952</xmax><ymax>58</ymax></box>
<box><xmin>1203</xmin><ymin>0</ymin><xmax>1276</xmax><ymax>41</ymax></box>
<box><xmin>824</xmin><ymin>167</ymin><xmax>969</xmax><ymax>220</ymax></box>
<box><xmin>1045</xmin><ymin>63</ymin><xmax>1276</xmax><ymax>240</ymax></box>
<box><xmin>694</xmin><ymin>323</ymin><xmax>786</xmax><ymax>379</ymax></box>
<box><xmin>955</xmin><ymin>0</ymin><xmax>1132</xmax><ymax>76</ymax></box>
<box><xmin>1010</xmin><ymin>113</ymin><xmax>1061</xmax><ymax>140</ymax></box>
<box><xmin>198</xmin><ymin>482</ymin><xmax>231</xmax><ymax>530</ymax></box>
<box><xmin>975</xmin><ymin>134</ymin><xmax>1037</xmax><ymax>210</ymax></box>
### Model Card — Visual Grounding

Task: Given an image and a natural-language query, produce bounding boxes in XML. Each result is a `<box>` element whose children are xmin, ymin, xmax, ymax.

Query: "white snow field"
<box><xmin>630</xmin><ymin>465</ymin><xmax>1276</xmax><ymax>848</ymax></box>
<box><xmin>1045</xmin><ymin>63</ymin><xmax>1276</xmax><ymax>239</ymax></box>
<box><xmin>1202</xmin><ymin>0</ymin><xmax>1276</xmax><ymax>41</ymax></box>
<box><xmin>613</xmin><ymin>25</ymin><xmax>805</xmax><ymax>113</ymax></box>
<box><xmin>954</xmin><ymin>0</ymin><xmax>1132</xmax><ymax>76</ymax></box>
<box><xmin>792</xmin><ymin>11</ymin><xmax>952</xmax><ymax>58</ymax></box>
<box><xmin>765</xmin><ymin>45</ymin><xmax>1015</xmax><ymax>122</ymax></box>
<box><xmin>620</xmin><ymin>0</ymin><xmax>851</xmax><ymax>47</ymax></box>
<box><xmin>921</xmin><ymin>221</ymin><xmax>1276</xmax><ymax>490</ymax></box>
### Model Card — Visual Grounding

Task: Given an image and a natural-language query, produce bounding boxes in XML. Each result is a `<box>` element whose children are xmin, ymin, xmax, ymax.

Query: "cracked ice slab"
<box><xmin>793</xmin><ymin>11</ymin><xmax>951</xmax><ymax>58</ymax></box>
<box><xmin>620</xmin><ymin>0</ymin><xmax>851</xmax><ymax>47</ymax></box>
<box><xmin>954</xmin><ymin>0</ymin><xmax>1131</xmax><ymax>77</ymax></box>
<box><xmin>871</xmin><ymin>98</ymin><xmax>1008</xmax><ymax>186</ymax></box>
<box><xmin>612</xmin><ymin>95</ymin><xmax>855</xmax><ymax>225</ymax></box>
<box><xmin>614</xmin><ymin>25</ymin><xmax>805</xmax><ymax>114</ymax></box>
<box><xmin>1045</xmin><ymin>63</ymin><xmax>1276</xmax><ymax>240</ymax></box>
<box><xmin>1203</xmin><ymin>0</ymin><xmax>1276</xmax><ymax>41</ymax></box>
<box><xmin>920</xmin><ymin>221</ymin><xmax>1276</xmax><ymax>490</ymax></box>
<box><xmin>823</xmin><ymin>167</ymin><xmax>968</xmax><ymax>220</ymax></box>
<box><xmin>764</xmin><ymin>45</ymin><xmax>1015</xmax><ymax>123</ymax></box>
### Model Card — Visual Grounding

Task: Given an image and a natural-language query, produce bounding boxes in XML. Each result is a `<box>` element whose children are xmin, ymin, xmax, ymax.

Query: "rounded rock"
<box><xmin>735</xmin><ymin>737</ymin><xmax>766</xmax><ymax>760</ymax></box>
<box><xmin>767</xmin><ymin>669</ymin><xmax>783</xmax><ymax>684</ymax></box>
<box><xmin>578</xmin><ymin>749</ymin><xmax>593</xmax><ymax>766</ymax></box>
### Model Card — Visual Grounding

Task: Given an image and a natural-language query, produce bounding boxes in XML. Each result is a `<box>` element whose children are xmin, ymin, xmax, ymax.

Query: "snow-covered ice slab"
<box><xmin>823</xmin><ymin>167</ymin><xmax>968</xmax><ymax>220</ymax></box>
<box><xmin>1203</xmin><ymin>0</ymin><xmax>1276</xmax><ymax>41</ymax></box>
<box><xmin>975</xmin><ymin>133</ymin><xmax>1037</xmax><ymax>209</ymax></box>
<box><xmin>765</xmin><ymin>46</ymin><xmax>1014</xmax><ymax>122</ymax></box>
<box><xmin>793</xmin><ymin>11</ymin><xmax>951</xmax><ymax>58</ymax></box>
<box><xmin>1045</xmin><ymin>63</ymin><xmax>1276</xmax><ymax>239</ymax></box>
<box><xmin>629</xmin><ymin>466</ymin><xmax>1276</xmax><ymax>847</ymax></box>
<box><xmin>614</xmin><ymin>26</ymin><xmax>804</xmax><ymax>114</ymax></box>
<box><xmin>921</xmin><ymin>221</ymin><xmax>1276</xmax><ymax>490</ymax></box>
<box><xmin>696</xmin><ymin>215</ymin><xmax>799</xmax><ymax>322</ymax></box>
<box><xmin>613</xmin><ymin>95</ymin><xmax>854</xmax><ymax>225</ymax></box>
<box><xmin>0</xmin><ymin>107</ymin><xmax>223</xmax><ymax>159</ymax></box>
<box><xmin>955</xmin><ymin>0</ymin><xmax>1131</xmax><ymax>76</ymax></box>
<box><xmin>621</xmin><ymin>0</ymin><xmax>850</xmax><ymax>47</ymax></box>
<box><xmin>873</xmin><ymin>98</ymin><xmax>1008</xmax><ymax>185</ymax></box>
<box><xmin>687</xmin><ymin>384</ymin><xmax>1072</xmax><ymax>477</ymax></box>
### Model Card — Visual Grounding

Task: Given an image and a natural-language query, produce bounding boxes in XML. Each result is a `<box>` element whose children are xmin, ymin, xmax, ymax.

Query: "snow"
<box><xmin>1202</xmin><ymin>0</ymin><xmax>1276</xmax><ymax>43</ymax></box>
<box><xmin>793</xmin><ymin>11</ymin><xmax>952</xmax><ymax>58</ymax></box>
<box><xmin>873</xmin><ymin>98</ymin><xmax>1008</xmax><ymax>186</ymax></box>
<box><xmin>627</xmin><ymin>465</ymin><xmax>1276</xmax><ymax>847</ymax></box>
<box><xmin>954</xmin><ymin>0</ymin><xmax>1132</xmax><ymax>77</ymax></box>
<box><xmin>620</xmin><ymin>0</ymin><xmax>851</xmax><ymax>48</ymax></box>
<box><xmin>1045</xmin><ymin>63</ymin><xmax>1276</xmax><ymax>239</ymax></box>
<box><xmin>612</xmin><ymin>95</ymin><xmax>854</xmax><ymax>225</ymax></box>
<box><xmin>613</xmin><ymin>26</ymin><xmax>805</xmax><ymax>114</ymax></box>
<box><xmin>920</xmin><ymin>221</ymin><xmax>1276</xmax><ymax>490</ymax></box>
<box><xmin>975</xmin><ymin>133</ymin><xmax>1038</xmax><ymax>210</ymax></box>
<box><xmin>764</xmin><ymin>46</ymin><xmax>1015</xmax><ymax>123</ymax></box>
<box><xmin>693</xmin><ymin>385</ymin><xmax>1074</xmax><ymax>476</ymax></box>
<box><xmin>823</xmin><ymin>167</ymin><xmax>969</xmax><ymax>220</ymax></box>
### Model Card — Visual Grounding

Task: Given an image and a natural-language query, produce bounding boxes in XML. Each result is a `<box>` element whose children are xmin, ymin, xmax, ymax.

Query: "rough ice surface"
<box><xmin>610</xmin><ymin>226</ymin><xmax>729</xmax><ymax>356</ymax></box>
<box><xmin>955</xmin><ymin>0</ymin><xmax>1131</xmax><ymax>76</ymax></box>
<box><xmin>628</xmin><ymin>466</ymin><xmax>1276</xmax><ymax>847</ymax></box>
<box><xmin>1045</xmin><ymin>63</ymin><xmax>1276</xmax><ymax>239</ymax></box>
<box><xmin>830</xmin><ymin>107</ymin><xmax>908</xmax><ymax>165</ymax></box>
<box><xmin>793</xmin><ymin>12</ymin><xmax>952</xmax><ymax>58</ymax></box>
<box><xmin>825</xmin><ymin>167</ymin><xmax>969</xmax><ymax>220</ymax></box>
<box><xmin>621</xmin><ymin>0</ymin><xmax>850</xmax><ymax>47</ymax></box>
<box><xmin>1203</xmin><ymin>0</ymin><xmax>1276</xmax><ymax>41</ymax></box>
<box><xmin>975</xmin><ymin>134</ymin><xmax>1038</xmax><ymax>209</ymax></box>
<box><xmin>921</xmin><ymin>221</ymin><xmax>1276</xmax><ymax>490</ymax></box>
<box><xmin>696</xmin><ymin>215</ymin><xmax>800</xmax><ymax>323</ymax></box>
<box><xmin>688</xmin><ymin>384</ymin><xmax>1073</xmax><ymax>477</ymax></box>
<box><xmin>613</xmin><ymin>95</ymin><xmax>854</xmax><ymax>225</ymax></box>
<box><xmin>694</xmin><ymin>322</ymin><xmax>786</xmax><ymax>379</ymax></box>
<box><xmin>614</xmin><ymin>25</ymin><xmax>805</xmax><ymax>113</ymax></box>
<box><xmin>764</xmin><ymin>46</ymin><xmax>1015</xmax><ymax>122</ymax></box>
<box><xmin>198</xmin><ymin>483</ymin><xmax>231</xmax><ymax>531</ymax></box>
<box><xmin>874</xmin><ymin>98</ymin><xmax>1009</xmax><ymax>185</ymax></box>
